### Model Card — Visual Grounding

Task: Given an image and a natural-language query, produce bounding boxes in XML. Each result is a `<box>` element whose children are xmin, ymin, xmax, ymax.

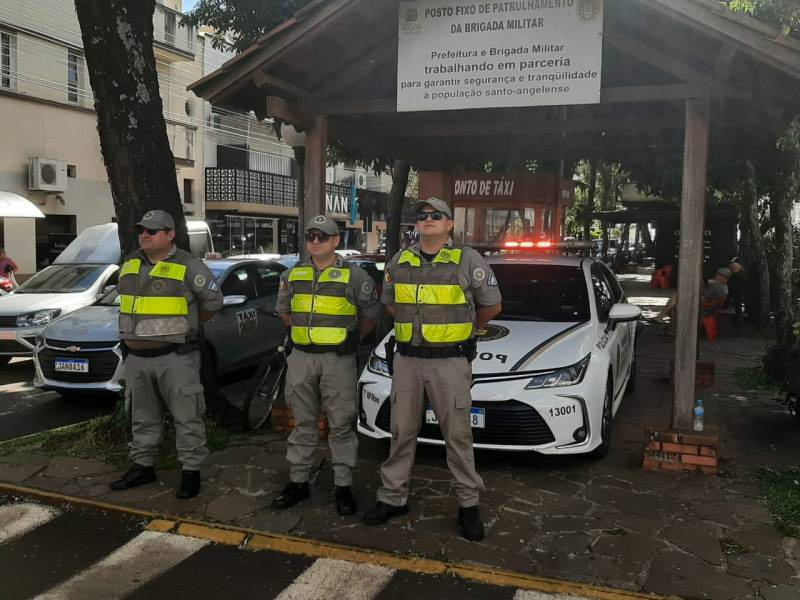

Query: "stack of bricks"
<box><xmin>270</xmin><ymin>407</ymin><xmax>329</xmax><ymax>440</ymax></box>
<box><xmin>643</xmin><ymin>427</ymin><xmax>719</xmax><ymax>474</ymax></box>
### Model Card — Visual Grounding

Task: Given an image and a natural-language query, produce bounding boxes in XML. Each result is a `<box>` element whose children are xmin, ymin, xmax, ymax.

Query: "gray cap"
<box><xmin>414</xmin><ymin>197</ymin><xmax>452</xmax><ymax>219</ymax></box>
<box><xmin>305</xmin><ymin>215</ymin><xmax>339</xmax><ymax>235</ymax></box>
<box><xmin>716</xmin><ymin>267</ymin><xmax>732</xmax><ymax>278</ymax></box>
<box><xmin>136</xmin><ymin>209</ymin><xmax>175</xmax><ymax>230</ymax></box>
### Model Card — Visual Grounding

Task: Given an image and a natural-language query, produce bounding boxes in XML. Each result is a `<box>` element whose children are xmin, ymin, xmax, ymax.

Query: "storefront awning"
<box><xmin>0</xmin><ymin>191</ymin><xmax>45</xmax><ymax>218</ymax></box>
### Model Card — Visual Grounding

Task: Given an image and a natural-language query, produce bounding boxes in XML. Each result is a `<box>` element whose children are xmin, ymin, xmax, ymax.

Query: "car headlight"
<box><xmin>525</xmin><ymin>355</ymin><xmax>590</xmax><ymax>389</ymax></box>
<box><xmin>367</xmin><ymin>352</ymin><xmax>390</xmax><ymax>377</ymax></box>
<box><xmin>16</xmin><ymin>309</ymin><xmax>61</xmax><ymax>327</ymax></box>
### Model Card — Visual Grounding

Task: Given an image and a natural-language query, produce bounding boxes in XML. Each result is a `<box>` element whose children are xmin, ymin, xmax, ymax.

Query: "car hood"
<box><xmin>374</xmin><ymin>320</ymin><xmax>595</xmax><ymax>373</ymax></box>
<box><xmin>43</xmin><ymin>305</ymin><xmax>120</xmax><ymax>343</ymax></box>
<box><xmin>0</xmin><ymin>292</ymin><xmax>94</xmax><ymax>316</ymax></box>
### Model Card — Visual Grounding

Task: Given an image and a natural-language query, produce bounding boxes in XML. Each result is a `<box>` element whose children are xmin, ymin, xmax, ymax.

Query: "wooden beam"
<box><xmin>673</xmin><ymin>97</ymin><xmax>711</xmax><ymax>431</ymax></box>
<box><xmin>265</xmin><ymin>96</ymin><xmax>310</xmax><ymax>129</ymax></box>
<box><xmin>304</xmin><ymin>114</ymin><xmax>328</xmax><ymax>222</ymax></box>
<box><xmin>311</xmin><ymin>41</ymin><xmax>396</xmax><ymax>100</ymax></box>
<box><xmin>253</xmin><ymin>71</ymin><xmax>307</xmax><ymax>98</ymax></box>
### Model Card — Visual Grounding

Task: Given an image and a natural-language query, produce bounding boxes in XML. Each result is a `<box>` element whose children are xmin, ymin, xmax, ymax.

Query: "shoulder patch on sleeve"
<box><xmin>472</xmin><ymin>267</ymin><xmax>486</xmax><ymax>282</ymax></box>
<box><xmin>193</xmin><ymin>274</ymin><xmax>207</xmax><ymax>288</ymax></box>
<box><xmin>487</xmin><ymin>273</ymin><xmax>498</xmax><ymax>287</ymax></box>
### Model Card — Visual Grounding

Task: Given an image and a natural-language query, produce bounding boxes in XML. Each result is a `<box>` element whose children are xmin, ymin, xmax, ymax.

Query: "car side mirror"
<box><xmin>608</xmin><ymin>303</ymin><xmax>641</xmax><ymax>330</ymax></box>
<box><xmin>223</xmin><ymin>295</ymin><xmax>248</xmax><ymax>308</ymax></box>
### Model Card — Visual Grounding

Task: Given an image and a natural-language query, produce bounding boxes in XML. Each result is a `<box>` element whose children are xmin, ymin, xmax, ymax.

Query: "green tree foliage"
<box><xmin>182</xmin><ymin>0</ymin><xmax>313</xmax><ymax>51</ymax></box>
<box><xmin>727</xmin><ymin>0</ymin><xmax>800</xmax><ymax>37</ymax></box>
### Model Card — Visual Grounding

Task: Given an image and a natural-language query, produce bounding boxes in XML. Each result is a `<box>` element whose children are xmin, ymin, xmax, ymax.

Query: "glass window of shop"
<box><xmin>207</xmin><ymin>213</ymin><xmax>284</xmax><ymax>256</ymax></box>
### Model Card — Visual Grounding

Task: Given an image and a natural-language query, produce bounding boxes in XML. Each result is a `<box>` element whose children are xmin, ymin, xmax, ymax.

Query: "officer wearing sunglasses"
<box><xmin>363</xmin><ymin>198</ymin><xmax>502</xmax><ymax>542</ymax></box>
<box><xmin>110</xmin><ymin>210</ymin><xmax>223</xmax><ymax>499</ymax></box>
<box><xmin>272</xmin><ymin>215</ymin><xmax>380</xmax><ymax>515</ymax></box>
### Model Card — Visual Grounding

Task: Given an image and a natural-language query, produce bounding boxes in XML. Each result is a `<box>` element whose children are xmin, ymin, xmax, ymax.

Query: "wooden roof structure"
<box><xmin>190</xmin><ymin>0</ymin><xmax>800</xmax><ymax>167</ymax></box>
<box><xmin>190</xmin><ymin>0</ymin><xmax>800</xmax><ymax>432</ymax></box>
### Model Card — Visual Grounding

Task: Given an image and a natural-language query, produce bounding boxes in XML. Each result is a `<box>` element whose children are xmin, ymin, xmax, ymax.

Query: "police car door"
<box><xmin>590</xmin><ymin>263</ymin><xmax>626</xmax><ymax>404</ymax></box>
<box><xmin>248</xmin><ymin>262</ymin><xmax>288</xmax><ymax>353</ymax></box>
<box><xmin>217</xmin><ymin>265</ymin><xmax>259</xmax><ymax>372</ymax></box>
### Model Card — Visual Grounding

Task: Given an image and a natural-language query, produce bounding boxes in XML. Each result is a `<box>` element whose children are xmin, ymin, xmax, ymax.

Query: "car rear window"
<box><xmin>491</xmin><ymin>263</ymin><xmax>590</xmax><ymax>322</ymax></box>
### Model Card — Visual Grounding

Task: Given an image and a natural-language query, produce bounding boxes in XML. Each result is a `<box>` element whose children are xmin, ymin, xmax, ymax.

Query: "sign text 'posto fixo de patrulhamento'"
<box><xmin>397</xmin><ymin>0</ymin><xmax>604</xmax><ymax>112</ymax></box>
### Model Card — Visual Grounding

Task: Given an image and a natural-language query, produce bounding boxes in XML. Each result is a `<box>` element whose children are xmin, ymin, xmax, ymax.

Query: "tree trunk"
<box><xmin>386</xmin><ymin>160</ymin><xmax>411</xmax><ymax>259</ymax></box>
<box><xmin>75</xmin><ymin>0</ymin><xmax>239</xmax><ymax>427</ymax></box>
<box><xmin>599</xmin><ymin>162</ymin><xmax>612</xmax><ymax>255</ymax></box>
<box><xmin>743</xmin><ymin>161</ymin><xmax>771</xmax><ymax>330</ymax></box>
<box><xmin>75</xmin><ymin>0</ymin><xmax>187</xmax><ymax>256</ymax></box>
<box><xmin>582</xmin><ymin>159</ymin><xmax>598</xmax><ymax>242</ymax></box>
<box><xmin>641</xmin><ymin>223</ymin><xmax>655</xmax><ymax>256</ymax></box>
<box><xmin>771</xmin><ymin>188</ymin><xmax>794</xmax><ymax>345</ymax></box>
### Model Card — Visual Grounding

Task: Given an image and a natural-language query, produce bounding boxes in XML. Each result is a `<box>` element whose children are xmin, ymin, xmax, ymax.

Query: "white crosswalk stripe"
<box><xmin>0</xmin><ymin>502</ymin><xmax>60</xmax><ymax>544</ymax></box>
<box><xmin>32</xmin><ymin>530</ymin><xmax>209</xmax><ymax>600</ymax></box>
<box><xmin>514</xmin><ymin>590</ymin><xmax>594</xmax><ymax>600</ymax></box>
<box><xmin>274</xmin><ymin>558</ymin><xmax>396</xmax><ymax>600</ymax></box>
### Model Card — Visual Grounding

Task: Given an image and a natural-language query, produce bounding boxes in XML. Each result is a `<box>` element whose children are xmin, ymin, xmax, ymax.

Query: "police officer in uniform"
<box><xmin>110</xmin><ymin>210</ymin><xmax>223</xmax><ymax>499</ymax></box>
<box><xmin>363</xmin><ymin>198</ymin><xmax>502</xmax><ymax>541</ymax></box>
<box><xmin>272</xmin><ymin>215</ymin><xmax>380</xmax><ymax>514</ymax></box>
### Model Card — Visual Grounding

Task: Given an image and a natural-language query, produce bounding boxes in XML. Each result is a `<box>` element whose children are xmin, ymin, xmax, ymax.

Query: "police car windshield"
<box><xmin>16</xmin><ymin>264</ymin><xmax>108</xmax><ymax>294</ymax></box>
<box><xmin>492</xmin><ymin>263</ymin><xmax>590</xmax><ymax>322</ymax></box>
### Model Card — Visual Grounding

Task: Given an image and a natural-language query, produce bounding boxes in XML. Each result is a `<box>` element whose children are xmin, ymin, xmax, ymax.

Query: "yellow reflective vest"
<box><xmin>287</xmin><ymin>265</ymin><xmax>357</xmax><ymax>346</ymax></box>
<box><xmin>393</xmin><ymin>247</ymin><xmax>474</xmax><ymax>346</ymax></box>
<box><xmin>118</xmin><ymin>254</ymin><xmax>192</xmax><ymax>338</ymax></box>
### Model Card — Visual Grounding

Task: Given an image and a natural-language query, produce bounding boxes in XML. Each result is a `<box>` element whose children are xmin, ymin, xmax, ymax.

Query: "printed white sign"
<box><xmin>236</xmin><ymin>308</ymin><xmax>258</xmax><ymax>334</ymax></box>
<box><xmin>397</xmin><ymin>0</ymin><xmax>604</xmax><ymax>112</ymax></box>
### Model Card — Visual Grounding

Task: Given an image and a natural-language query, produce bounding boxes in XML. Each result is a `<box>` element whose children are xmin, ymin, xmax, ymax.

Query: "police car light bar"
<box><xmin>472</xmin><ymin>240</ymin><xmax>595</xmax><ymax>253</ymax></box>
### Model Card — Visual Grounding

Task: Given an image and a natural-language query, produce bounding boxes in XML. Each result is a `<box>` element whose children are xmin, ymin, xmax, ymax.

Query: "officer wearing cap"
<box><xmin>272</xmin><ymin>215</ymin><xmax>380</xmax><ymax>515</ymax></box>
<box><xmin>363</xmin><ymin>198</ymin><xmax>502</xmax><ymax>541</ymax></box>
<box><xmin>110</xmin><ymin>210</ymin><xmax>223</xmax><ymax>499</ymax></box>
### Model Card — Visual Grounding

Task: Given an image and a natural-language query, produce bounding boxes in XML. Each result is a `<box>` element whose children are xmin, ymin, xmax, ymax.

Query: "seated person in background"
<box><xmin>726</xmin><ymin>259</ymin><xmax>745</xmax><ymax>332</ymax></box>
<box><xmin>652</xmin><ymin>267</ymin><xmax>731</xmax><ymax>324</ymax></box>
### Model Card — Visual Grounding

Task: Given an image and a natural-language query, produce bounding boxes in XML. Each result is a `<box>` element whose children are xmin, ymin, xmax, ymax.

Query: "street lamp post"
<box><xmin>281</xmin><ymin>124</ymin><xmax>307</xmax><ymax>256</ymax></box>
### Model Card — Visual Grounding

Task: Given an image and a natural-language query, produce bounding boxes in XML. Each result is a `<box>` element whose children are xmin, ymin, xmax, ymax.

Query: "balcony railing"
<box><xmin>153</xmin><ymin>3</ymin><xmax>195</xmax><ymax>57</ymax></box>
<box><xmin>206</xmin><ymin>168</ymin><xmax>354</xmax><ymax>213</ymax></box>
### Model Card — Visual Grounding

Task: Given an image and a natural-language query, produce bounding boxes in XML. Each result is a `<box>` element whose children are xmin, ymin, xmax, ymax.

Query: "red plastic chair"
<box><xmin>701</xmin><ymin>313</ymin><xmax>719</xmax><ymax>342</ymax></box>
<box><xmin>651</xmin><ymin>264</ymin><xmax>673</xmax><ymax>289</ymax></box>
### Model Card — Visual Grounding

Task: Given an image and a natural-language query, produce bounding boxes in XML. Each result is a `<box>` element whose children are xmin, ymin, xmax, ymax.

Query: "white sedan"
<box><xmin>357</xmin><ymin>253</ymin><xmax>641</xmax><ymax>457</ymax></box>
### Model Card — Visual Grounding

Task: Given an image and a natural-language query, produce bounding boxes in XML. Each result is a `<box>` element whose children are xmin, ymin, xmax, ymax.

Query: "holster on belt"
<box><xmin>463</xmin><ymin>337</ymin><xmax>478</xmax><ymax>363</ymax></box>
<box><xmin>384</xmin><ymin>335</ymin><xmax>396</xmax><ymax>376</ymax></box>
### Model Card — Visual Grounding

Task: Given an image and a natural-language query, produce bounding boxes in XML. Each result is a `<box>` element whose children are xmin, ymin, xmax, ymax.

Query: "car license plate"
<box><xmin>425</xmin><ymin>407</ymin><xmax>485</xmax><ymax>429</ymax></box>
<box><xmin>54</xmin><ymin>358</ymin><xmax>89</xmax><ymax>373</ymax></box>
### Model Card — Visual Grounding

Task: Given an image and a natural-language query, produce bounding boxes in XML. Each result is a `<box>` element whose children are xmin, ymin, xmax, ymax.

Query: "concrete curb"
<box><xmin>0</xmin><ymin>482</ymin><xmax>677</xmax><ymax>600</ymax></box>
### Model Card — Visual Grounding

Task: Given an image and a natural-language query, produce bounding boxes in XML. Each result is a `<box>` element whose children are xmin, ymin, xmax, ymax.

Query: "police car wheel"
<box><xmin>589</xmin><ymin>377</ymin><xmax>613</xmax><ymax>459</ymax></box>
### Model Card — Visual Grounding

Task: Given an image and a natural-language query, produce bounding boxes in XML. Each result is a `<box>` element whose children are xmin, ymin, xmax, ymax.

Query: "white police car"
<box><xmin>357</xmin><ymin>252</ymin><xmax>641</xmax><ymax>457</ymax></box>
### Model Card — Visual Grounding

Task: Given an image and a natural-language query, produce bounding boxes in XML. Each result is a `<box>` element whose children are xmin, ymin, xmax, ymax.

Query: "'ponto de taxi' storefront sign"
<box><xmin>397</xmin><ymin>0</ymin><xmax>604</xmax><ymax>112</ymax></box>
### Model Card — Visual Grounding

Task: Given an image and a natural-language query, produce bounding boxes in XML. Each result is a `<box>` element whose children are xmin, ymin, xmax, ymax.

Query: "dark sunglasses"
<box><xmin>416</xmin><ymin>211</ymin><xmax>446</xmax><ymax>221</ymax></box>
<box><xmin>305</xmin><ymin>231</ymin><xmax>332</xmax><ymax>243</ymax></box>
<box><xmin>136</xmin><ymin>226</ymin><xmax>170</xmax><ymax>235</ymax></box>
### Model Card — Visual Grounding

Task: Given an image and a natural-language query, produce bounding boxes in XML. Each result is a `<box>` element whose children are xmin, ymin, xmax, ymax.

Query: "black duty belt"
<box><xmin>123</xmin><ymin>343</ymin><xmax>198</xmax><ymax>358</ymax></box>
<box><xmin>397</xmin><ymin>342</ymin><xmax>470</xmax><ymax>359</ymax></box>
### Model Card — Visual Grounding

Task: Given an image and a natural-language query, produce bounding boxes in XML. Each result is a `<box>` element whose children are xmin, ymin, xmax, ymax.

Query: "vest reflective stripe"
<box><xmin>394</xmin><ymin>283</ymin><xmax>465</xmax><ymax>305</ymax></box>
<box><xmin>392</xmin><ymin>247</ymin><xmax>474</xmax><ymax>346</ymax></box>
<box><xmin>119</xmin><ymin>294</ymin><xmax>188</xmax><ymax>316</ymax></box>
<box><xmin>291</xmin><ymin>326</ymin><xmax>348</xmax><ymax>346</ymax></box>
<box><xmin>288</xmin><ymin>266</ymin><xmax>314</xmax><ymax>282</ymax></box>
<box><xmin>290</xmin><ymin>294</ymin><xmax>356</xmax><ymax>316</ymax></box>
<box><xmin>150</xmin><ymin>261</ymin><xmax>187</xmax><ymax>281</ymax></box>
<box><xmin>119</xmin><ymin>259</ymin><xmax>141</xmax><ymax>278</ymax></box>
<box><xmin>395</xmin><ymin>322</ymin><xmax>413</xmax><ymax>342</ymax></box>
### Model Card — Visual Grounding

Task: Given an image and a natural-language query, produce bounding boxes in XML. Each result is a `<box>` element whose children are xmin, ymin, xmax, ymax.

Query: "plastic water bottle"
<box><xmin>693</xmin><ymin>399</ymin><xmax>705</xmax><ymax>432</ymax></box>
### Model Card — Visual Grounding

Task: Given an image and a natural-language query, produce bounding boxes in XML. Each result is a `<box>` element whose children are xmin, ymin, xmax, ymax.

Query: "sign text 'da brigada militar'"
<box><xmin>397</xmin><ymin>0</ymin><xmax>604</xmax><ymax>112</ymax></box>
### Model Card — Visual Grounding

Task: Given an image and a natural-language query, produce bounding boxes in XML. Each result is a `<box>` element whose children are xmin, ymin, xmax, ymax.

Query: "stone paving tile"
<box><xmin>661</xmin><ymin>519</ymin><xmax>723</xmax><ymax>565</ymax></box>
<box><xmin>542</xmin><ymin>532</ymin><xmax>594</xmax><ymax>556</ymax></box>
<box><xmin>591</xmin><ymin>531</ymin><xmax>666</xmax><ymax>564</ymax></box>
<box><xmin>43</xmin><ymin>457</ymin><xmax>116</xmax><ymax>479</ymax></box>
<box><xmin>204</xmin><ymin>490</ymin><xmax>270</xmax><ymax>522</ymax></box>
<box><xmin>693</xmin><ymin>497</ymin><xmax>742</xmax><ymax>528</ymax></box>
<box><xmin>238</xmin><ymin>510</ymin><xmax>301</xmax><ymax>534</ymax></box>
<box><xmin>533</xmin><ymin>552</ymin><xmax>643</xmax><ymax>592</ymax></box>
<box><xmin>0</xmin><ymin>462</ymin><xmax>45</xmax><ymax>483</ymax></box>
<box><xmin>537</xmin><ymin>492</ymin><xmax>592</xmax><ymax>516</ymax></box>
<box><xmin>645</xmin><ymin>550</ymin><xmax>754</xmax><ymax>599</ymax></box>
<box><xmin>760</xmin><ymin>583</ymin><xmax>800</xmax><ymax>600</ymax></box>
<box><xmin>216</xmin><ymin>464</ymin><xmax>276</xmax><ymax>494</ymax></box>
<box><xmin>728</xmin><ymin>526</ymin><xmax>786</xmax><ymax>556</ymax></box>
<box><xmin>444</xmin><ymin>536</ymin><xmax>534</xmax><ymax>573</ymax></box>
<box><xmin>726</xmin><ymin>496</ymin><xmax>776</xmax><ymax>525</ymax></box>
<box><xmin>727</xmin><ymin>552</ymin><xmax>798</xmax><ymax>585</ymax></box>
<box><xmin>590</xmin><ymin>508</ymin><xmax>673</xmax><ymax>536</ymax></box>
<box><xmin>0</xmin><ymin>452</ymin><xmax>51</xmax><ymax>466</ymax></box>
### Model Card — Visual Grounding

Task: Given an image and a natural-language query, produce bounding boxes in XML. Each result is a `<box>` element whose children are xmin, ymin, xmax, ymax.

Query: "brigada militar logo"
<box><xmin>405</xmin><ymin>8</ymin><xmax>417</xmax><ymax>22</ymax></box>
<box><xmin>577</xmin><ymin>0</ymin><xmax>602</xmax><ymax>23</ymax></box>
<box><xmin>401</xmin><ymin>6</ymin><xmax>422</xmax><ymax>34</ymax></box>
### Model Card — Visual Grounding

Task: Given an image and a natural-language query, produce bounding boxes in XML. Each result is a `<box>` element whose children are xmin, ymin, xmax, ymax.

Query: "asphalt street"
<box><xmin>0</xmin><ymin>493</ymin><xmax>594</xmax><ymax>600</ymax></box>
<box><xmin>0</xmin><ymin>359</ymin><xmax>115</xmax><ymax>442</ymax></box>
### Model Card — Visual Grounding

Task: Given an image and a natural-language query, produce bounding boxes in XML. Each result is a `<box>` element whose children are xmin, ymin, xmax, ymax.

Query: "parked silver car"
<box><xmin>33</xmin><ymin>259</ymin><xmax>287</xmax><ymax>396</ymax></box>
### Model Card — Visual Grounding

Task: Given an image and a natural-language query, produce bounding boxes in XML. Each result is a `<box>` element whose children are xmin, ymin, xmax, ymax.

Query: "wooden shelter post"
<box><xmin>304</xmin><ymin>114</ymin><xmax>328</xmax><ymax>222</ymax></box>
<box><xmin>672</xmin><ymin>97</ymin><xmax>710</xmax><ymax>430</ymax></box>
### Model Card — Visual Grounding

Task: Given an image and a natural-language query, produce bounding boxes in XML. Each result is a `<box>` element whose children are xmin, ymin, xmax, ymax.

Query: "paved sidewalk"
<box><xmin>1</xmin><ymin>271</ymin><xmax>799</xmax><ymax>599</ymax></box>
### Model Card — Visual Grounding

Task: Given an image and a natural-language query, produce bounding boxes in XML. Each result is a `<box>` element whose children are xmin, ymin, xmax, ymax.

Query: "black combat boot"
<box><xmin>176</xmin><ymin>470</ymin><xmax>201</xmax><ymax>499</ymax></box>
<box><xmin>457</xmin><ymin>506</ymin><xmax>485</xmax><ymax>542</ymax></box>
<box><xmin>334</xmin><ymin>486</ymin><xmax>357</xmax><ymax>516</ymax></box>
<box><xmin>362</xmin><ymin>501</ymin><xmax>409</xmax><ymax>525</ymax></box>
<box><xmin>109</xmin><ymin>464</ymin><xmax>156</xmax><ymax>491</ymax></box>
<box><xmin>272</xmin><ymin>481</ymin><xmax>310</xmax><ymax>509</ymax></box>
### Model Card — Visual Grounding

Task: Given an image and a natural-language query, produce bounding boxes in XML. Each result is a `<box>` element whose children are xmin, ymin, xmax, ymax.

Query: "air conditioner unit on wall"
<box><xmin>29</xmin><ymin>158</ymin><xmax>68</xmax><ymax>192</ymax></box>
<box><xmin>356</xmin><ymin>173</ymin><xmax>367</xmax><ymax>189</ymax></box>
